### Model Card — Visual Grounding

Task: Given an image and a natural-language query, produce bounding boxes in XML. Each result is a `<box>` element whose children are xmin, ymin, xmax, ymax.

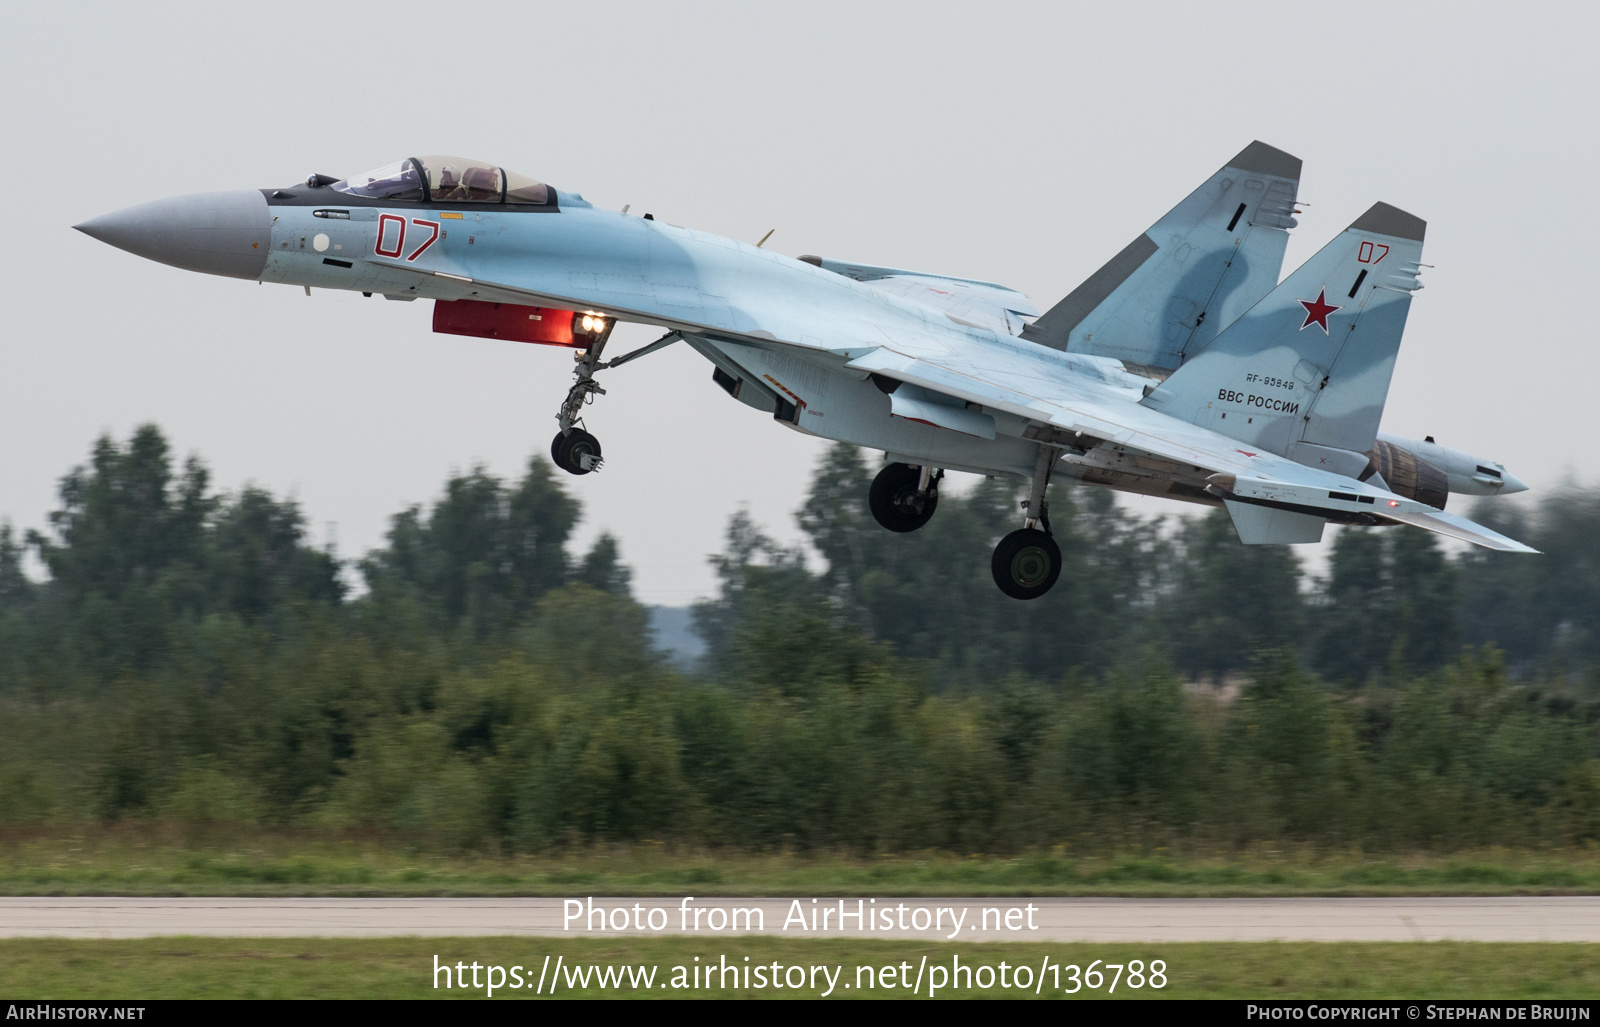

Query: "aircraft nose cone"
<box><xmin>1498</xmin><ymin>469</ymin><xmax>1529</xmax><ymax>494</ymax></box>
<box><xmin>75</xmin><ymin>189</ymin><xmax>270</xmax><ymax>280</ymax></box>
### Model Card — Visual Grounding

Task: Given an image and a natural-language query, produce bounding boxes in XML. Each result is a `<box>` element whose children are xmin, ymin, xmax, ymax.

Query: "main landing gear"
<box><xmin>991</xmin><ymin>445</ymin><xmax>1063</xmax><ymax>601</ymax></box>
<box><xmin>869</xmin><ymin>462</ymin><xmax>943</xmax><ymax>532</ymax></box>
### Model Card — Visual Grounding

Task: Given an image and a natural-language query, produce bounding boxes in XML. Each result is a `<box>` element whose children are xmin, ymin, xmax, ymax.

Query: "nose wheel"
<box><xmin>869</xmin><ymin>463</ymin><xmax>942</xmax><ymax>532</ymax></box>
<box><xmin>552</xmin><ymin>428</ymin><xmax>603</xmax><ymax>475</ymax></box>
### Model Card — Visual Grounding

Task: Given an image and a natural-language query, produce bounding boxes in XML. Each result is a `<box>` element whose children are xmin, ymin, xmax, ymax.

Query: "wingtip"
<box><xmin>1350</xmin><ymin>201</ymin><xmax>1426</xmax><ymax>242</ymax></box>
<box><xmin>1226</xmin><ymin>141</ymin><xmax>1302</xmax><ymax>181</ymax></box>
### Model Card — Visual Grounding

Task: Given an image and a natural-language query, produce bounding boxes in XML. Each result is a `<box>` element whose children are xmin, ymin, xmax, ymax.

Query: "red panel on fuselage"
<box><xmin>432</xmin><ymin>300</ymin><xmax>580</xmax><ymax>346</ymax></box>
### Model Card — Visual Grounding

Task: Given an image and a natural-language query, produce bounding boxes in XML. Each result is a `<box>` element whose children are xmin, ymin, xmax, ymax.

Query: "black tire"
<box><xmin>552</xmin><ymin>429</ymin><xmax>603</xmax><ymax>475</ymax></box>
<box><xmin>868</xmin><ymin>463</ymin><xmax>938</xmax><ymax>533</ymax></box>
<box><xmin>991</xmin><ymin>528</ymin><xmax>1061</xmax><ymax>600</ymax></box>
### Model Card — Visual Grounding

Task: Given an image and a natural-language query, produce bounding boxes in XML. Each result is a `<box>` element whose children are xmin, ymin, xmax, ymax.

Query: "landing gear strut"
<box><xmin>869</xmin><ymin>463</ymin><xmax>942</xmax><ymax>532</ymax></box>
<box><xmin>551</xmin><ymin>316</ymin><xmax>615</xmax><ymax>475</ymax></box>
<box><xmin>548</xmin><ymin>323</ymin><xmax>683</xmax><ymax>476</ymax></box>
<box><xmin>991</xmin><ymin>445</ymin><xmax>1063</xmax><ymax>600</ymax></box>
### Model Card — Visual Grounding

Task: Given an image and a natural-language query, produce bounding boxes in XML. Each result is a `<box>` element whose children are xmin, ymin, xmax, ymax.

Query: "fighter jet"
<box><xmin>75</xmin><ymin>143</ymin><xmax>1534</xmax><ymax>599</ymax></box>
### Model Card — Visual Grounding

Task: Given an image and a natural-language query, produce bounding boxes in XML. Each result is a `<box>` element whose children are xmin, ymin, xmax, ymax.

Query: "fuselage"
<box><xmin>283</xmin><ymin>190</ymin><xmax>1192</xmax><ymax>485</ymax></box>
<box><xmin>74</xmin><ymin>159</ymin><xmax>1526</xmax><ymax>507</ymax></box>
<box><xmin>84</xmin><ymin>178</ymin><xmax>1167</xmax><ymax>485</ymax></box>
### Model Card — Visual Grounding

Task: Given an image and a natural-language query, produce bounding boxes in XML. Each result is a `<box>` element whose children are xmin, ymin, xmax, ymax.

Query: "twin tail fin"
<box><xmin>1143</xmin><ymin>201</ymin><xmax>1426</xmax><ymax>468</ymax></box>
<box><xmin>1022</xmin><ymin>141</ymin><xmax>1301</xmax><ymax>371</ymax></box>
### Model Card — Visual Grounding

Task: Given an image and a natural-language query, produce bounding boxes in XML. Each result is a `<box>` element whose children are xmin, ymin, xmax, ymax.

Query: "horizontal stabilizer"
<box><xmin>1211</xmin><ymin>472</ymin><xmax>1418</xmax><ymax>514</ymax></box>
<box><xmin>836</xmin><ymin>324</ymin><xmax>1537</xmax><ymax>558</ymax></box>
<box><xmin>1210</xmin><ymin>471</ymin><xmax>1537</xmax><ymax>553</ymax></box>
<box><xmin>1380</xmin><ymin>508</ymin><xmax>1539</xmax><ymax>553</ymax></box>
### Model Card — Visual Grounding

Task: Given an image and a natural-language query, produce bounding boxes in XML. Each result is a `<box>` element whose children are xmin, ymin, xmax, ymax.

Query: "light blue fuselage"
<box><xmin>263</xmin><ymin>191</ymin><xmax>1148</xmax><ymax>481</ymax></box>
<box><xmin>72</xmin><ymin>145</ymin><xmax>1536</xmax><ymax>566</ymax></box>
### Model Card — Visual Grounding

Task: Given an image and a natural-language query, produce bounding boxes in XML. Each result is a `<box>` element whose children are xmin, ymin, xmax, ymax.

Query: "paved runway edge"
<box><xmin>2</xmin><ymin>896</ymin><xmax>1597</xmax><ymax>942</ymax></box>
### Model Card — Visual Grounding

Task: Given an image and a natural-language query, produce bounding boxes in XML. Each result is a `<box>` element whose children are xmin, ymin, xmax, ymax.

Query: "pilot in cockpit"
<box><xmin>332</xmin><ymin>157</ymin><xmax>542</xmax><ymax>205</ymax></box>
<box><xmin>461</xmin><ymin>166</ymin><xmax>500</xmax><ymax>201</ymax></box>
<box><xmin>431</xmin><ymin>162</ymin><xmax>502</xmax><ymax>203</ymax></box>
<box><xmin>434</xmin><ymin>166</ymin><xmax>465</xmax><ymax>202</ymax></box>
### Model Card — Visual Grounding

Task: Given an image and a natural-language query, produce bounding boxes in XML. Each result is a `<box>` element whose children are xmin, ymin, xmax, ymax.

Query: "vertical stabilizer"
<box><xmin>1142</xmin><ymin>202</ymin><xmax>1426</xmax><ymax>461</ymax></box>
<box><xmin>1022</xmin><ymin>141</ymin><xmax>1301</xmax><ymax>370</ymax></box>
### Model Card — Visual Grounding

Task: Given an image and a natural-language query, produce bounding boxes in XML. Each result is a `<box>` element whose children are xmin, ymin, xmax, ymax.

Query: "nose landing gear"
<box><xmin>552</xmin><ymin>428</ymin><xmax>603</xmax><ymax>475</ymax></box>
<box><xmin>869</xmin><ymin>463</ymin><xmax>943</xmax><ymax>533</ymax></box>
<box><xmin>991</xmin><ymin>444</ymin><xmax>1064</xmax><ymax>600</ymax></box>
<box><xmin>551</xmin><ymin>315</ymin><xmax>616</xmax><ymax>475</ymax></box>
<box><xmin>548</xmin><ymin>324</ymin><xmax>684</xmax><ymax>476</ymax></box>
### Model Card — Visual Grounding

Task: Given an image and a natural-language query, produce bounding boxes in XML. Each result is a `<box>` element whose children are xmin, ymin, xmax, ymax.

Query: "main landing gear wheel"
<box><xmin>552</xmin><ymin>429</ymin><xmax>603</xmax><ymax>475</ymax></box>
<box><xmin>991</xmin><ymin>528</ymin><xmax>1061</xmax><ymax>601</ymax></box>
<box><xmin>869</xmin><ymin>463</ymin><xmax>939</xmax><ymax>533</ymax></box>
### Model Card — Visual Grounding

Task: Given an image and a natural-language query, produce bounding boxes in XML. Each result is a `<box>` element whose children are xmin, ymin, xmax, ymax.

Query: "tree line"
<box><xmin>0</xmin><ymin>426</ymin><xmax>1597</xmax><ymax>852</ymax></box>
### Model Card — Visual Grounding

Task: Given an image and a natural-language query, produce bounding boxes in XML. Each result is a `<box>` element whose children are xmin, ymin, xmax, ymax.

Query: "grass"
<box><xmin>2</xmin><ymin>938</ymin><xmax>1597</xmax><ymax>999</ymax></box>
<box><xmin>2</xmin><ymin>826</ymin><xmax>1600</xmax><ymax>897</ymax></box>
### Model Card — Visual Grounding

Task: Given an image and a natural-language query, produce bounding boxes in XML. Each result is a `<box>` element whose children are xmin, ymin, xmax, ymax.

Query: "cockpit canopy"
<box><xmin>331</xmin><ymin>156</ymin><xmax>550</xmax><ymax>206</ymax></box>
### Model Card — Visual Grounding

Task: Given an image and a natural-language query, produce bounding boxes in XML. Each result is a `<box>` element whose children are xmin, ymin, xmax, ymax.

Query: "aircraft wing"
<box><xmin>361</xmin><ymin>252</ymin><xmax>1534</xmax><ymax>554</ymax></box>
<box><xmin>845</xmin><ymin>337</ymin><xmax>1537</xmax><ymax>553</ymax></box>
<box><xmin>803</xmin><ymin>256</ymin><xmax>1038</xmax><ymax>336</ymax></box>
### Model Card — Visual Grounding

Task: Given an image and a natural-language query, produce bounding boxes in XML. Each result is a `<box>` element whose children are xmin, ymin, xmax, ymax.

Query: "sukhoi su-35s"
<box><xmin>76</xmin><ymin>142</ymin><xmax>1535</xmax><ymax>599</ymax></box>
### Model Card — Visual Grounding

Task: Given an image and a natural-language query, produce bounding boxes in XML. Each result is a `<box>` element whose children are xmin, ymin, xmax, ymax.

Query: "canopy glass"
<box><xmin>331</xmin><ymin>157</ymin><xmax>550</xmax><ymax>205</ymax></box>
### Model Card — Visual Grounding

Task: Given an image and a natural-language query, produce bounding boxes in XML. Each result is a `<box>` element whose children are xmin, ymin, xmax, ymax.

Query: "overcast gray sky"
<box><xmin>3</xmin><ymin>2</ymin><xmax>1594</xmax><ymax>603</ymax></box>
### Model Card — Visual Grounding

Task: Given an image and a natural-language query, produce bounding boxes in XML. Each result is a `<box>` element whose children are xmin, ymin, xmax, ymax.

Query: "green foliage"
<box><xmin>359</xmin><ymin>457</ymin><xmax>582</xmax><ymax>639</ymax></box>
<box><xmin>794</xmin><ymin>444</ymin><xmax>1163</xmax><ymax>686</ymax></box>
<box><xmin>2</xmin><ymin>428</ymin><xmax>1598</xmax><ymax>858</ymax></box>
<box><xmin>694</xmin><ymin>509</ymin><xmax>886</xmax><ymax>700</ymax></box>
<box><xmin>207</xmin><ymin>487</ymin><xmax>344</xmax><ymax>618</ymax></box>
<box><xmin>1222</xmin><ymin>652</ymin><xmax>1358</xmax><ymax>843</ymax></box>
<box><xmin>14</xmin><ymin>426</ymin><xmax>342</xmax><ymax>685</ymax></box>
<box><xmin>1313</xmin><ymin>526</ymin><xmax>1460</xmax><ymax>683</ymax></box>
<box><xmin>0</xmin><ymin>523</ymin><xmax>30</xmax><ymax>610</ymax></box>
<box><xmin>1459</xmin><ymin>490</ymin><xmax>1600</xmax><ymax>673</ymax></box>
<box><xmin>1159</xmin><ymin>509</ymin><xmax>1305</xmax><ymax>680</ymax></box>
<box><xmin>575</xmin><ymin>532</ymin><xmax>632</xmax><ymax>596</ymax></box>
<box><xmin>0</xmin><ymin>524</ymin><xmax>33</xmax><ymax>686</ymax></box>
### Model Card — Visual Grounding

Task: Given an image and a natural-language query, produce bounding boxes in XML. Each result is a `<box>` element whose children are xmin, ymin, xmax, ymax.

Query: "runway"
<box><xmin>2</xmin><ymin>897</ymin><xmax>1597</xmax><ymax>942</ymax></box>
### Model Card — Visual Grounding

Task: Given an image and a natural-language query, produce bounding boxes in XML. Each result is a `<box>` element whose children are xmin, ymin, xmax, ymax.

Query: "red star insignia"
<box><xmin>1298</xmin><ymin>289</ymin><xmax>1341</xmax><ymax>334</ymax></box>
